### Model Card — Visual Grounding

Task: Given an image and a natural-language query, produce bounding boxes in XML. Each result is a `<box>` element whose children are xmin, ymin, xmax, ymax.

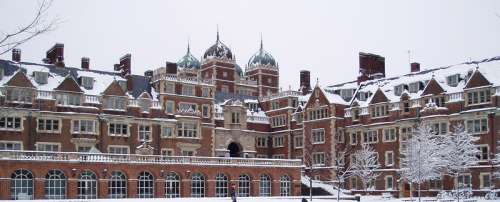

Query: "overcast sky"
<box><xmin>1</xmin><ymin>0</ymin><xmax>500</xmax><ymax>89</ymax></box>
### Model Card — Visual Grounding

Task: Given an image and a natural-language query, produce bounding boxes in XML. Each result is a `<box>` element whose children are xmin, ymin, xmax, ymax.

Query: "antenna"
<box><xmin>407</xmin><ymin>50</ymin><xmax>412</xmax><ymax>70</ymax></box>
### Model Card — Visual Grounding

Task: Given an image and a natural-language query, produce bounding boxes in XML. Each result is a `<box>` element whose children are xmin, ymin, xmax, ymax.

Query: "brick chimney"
<box><xmin>411</xmin><ymin>62</ymin><xmax>420</xmax><ymax>73</ymax></box>
<box><xmin>12</xmin><ymin>49</ymin><xmax>21</xmax><ymax>62</ymax></box>
<box><xmin>114</xmin><ymin>54</ymin><xmax>131</xmax><ymax>77</ymax></box>
<box><xmin>299</xmin><ymin>70</ymin><xmax>311</xmax><ymax>95</ymax></box>
<box><xmin>44</xmin><ymin>43</ymin><xmax>65</xmax><ymax>67</ymax></box>
<box><xmin>166</xmin><ymin>62</ymin><xmax>178</xmax><ymax>74</ymax></box>
<box><xmin>81</xmin><ymin>57</ymin><xmax>90</xmax><ymax>70</ymax></box>
<box><xmin>357</xmin><ymin>52</ymin><xmax>385</xmax><ymax>84</ymax></box>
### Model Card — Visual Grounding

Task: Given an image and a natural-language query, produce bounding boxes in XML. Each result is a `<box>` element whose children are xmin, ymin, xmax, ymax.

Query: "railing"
<box><xmin>154</xmin><ymin>74</ymin><xmax>214</xmax><ymax>85</ymax></box>
<box><xmin>260</xmin><ymin>90</ymin><xmax>301</xmax><ymax>101</ymax></box>
<box><xmin>239</xmin><ymin>79</ymin><xmax>258</xmax><ymax>86</ymax></box>
<box><xmin>0</xmin><ymin>150</ymin><xmax>302</xmax><ymax>167</ymax></box>
<box><xmin>214</xmin><ymin>112</ymin><xmax>224</xmax><ymax>119</ymax></box>
<box><xmin>128</xmin><ymin>99</ymin><xmax>138</xmax><ymax>106</ymax></box>
<box><xmin>37</xmin><ymin>90</ymin><xmax>53</xmax><ymax>99</ymax></box>
<box><xmin>360</xmin><ymin>107</ymin><xmax>369</xmax><ymax>115</ymax></box>
<box><xmin>344</xmin><ymin>109</ymin><xmax>352</xmax><ymax>117</ymax></box>
<box><xmin>176</xmin><ymin>108</ymin><xmax>201</xmax><ymax>116</ymax></box>
<box><xmin>151</xmin><ymin>101</ymin><xmax>162</xmax><ymax>109</ymax></box>
<box><xmin>85</xmin><ymin>95</ymin><xmax>100</xmax><ymax>104</ymax></box>
<box><xmin>247</xmin><ymin>115</ymin><xmax>269</xmax><ymax>123</ymax></box>
<box><xmin>447</xmin><ymin>92</ymin><xmax>464</xmax><ymax>102</ymax></box>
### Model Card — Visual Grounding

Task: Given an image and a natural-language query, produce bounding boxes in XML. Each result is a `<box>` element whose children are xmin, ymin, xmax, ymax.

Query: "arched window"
<box><xmin>238</xmin><ymin>174</ymin><xmax>250</xmax><ymax>197</ymax></box>
<box><xmin>108</xmin><ymin>171</ymin><xmax>127</xmax><ymax>198</ymax></box>
<box><xmin>137</xmin><ymin>171</ymin><xmax>154</xmax><ymax>198</ymax></box>
<box><xmin>77</xmin><ymin>171</ymin><xmax>97</xmax><ymax>199</ymax></box>
<box><xmin>259</xmin><ymin>174</ymin><xmax>271</xmax><ymax>197</ymax></box>
<box><xmin>165</xmin><ymin>172</ymin><xmax>180</xmax><ymax>198</ymax></box>
<box><xmin>191</xmin><ymin>173</ymin><xmax>205</xmax><ymax>197</ymax></box>
<box><xmin>45</xmin><ymin>170</ymin><xmax>66</xmax><ymax>199</ymax></box>
<box><xmin>10</xmin><ymin>169</ymin><xmax>34</xmax><ymax>200</ymax></box>
<box><xmin>280</xmin><ymin>175</ymin><xmax>291</xmax><ymax>196</ymax></box>
<box><xmin>215</xmin><ymin>173</ymin><xmax>229</xmax><ymax>197</ymax></box>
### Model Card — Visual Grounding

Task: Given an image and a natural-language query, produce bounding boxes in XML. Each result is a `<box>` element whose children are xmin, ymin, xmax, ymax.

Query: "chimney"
<box><xmin>299</xmin><ymin>70</ymin><xmax>311</xmax><ymax>95</ymax></box>
<box><xmin>81</xmin><ymin>57</ymin><xmax>90</xmax><ymax>70</ymax></box>
<box><xmin>166</xmin><ymin>62</ymin><xmax>178</xmax><ymax>74</ymax></box>
<box><xmin>45</xmin><ymin>43</ymin><xmax>65</xmax><ymax>67</ymax></box>
<box><xmin>114</xmin><ymin>54</ymin><xmax>131</xmax><ymax>77</ymax></box>
<box><xmin>12</xmin><ymin>49</ymin><xmax>21</xmax><ymax>62</ymax></box>
<box><xmin>144</xmin><ymin>70</ymin><xmax>153</xmax><ymax>78</ymax></box>
<box><xmin>357</xmin><ymin>52</ymin><xmax>385</xmax><ymax>84</ymax></box>
<box><xmin>411</xmin><ymin>62</ymin><xmax>420</xmax><ymax>73</ymax></box>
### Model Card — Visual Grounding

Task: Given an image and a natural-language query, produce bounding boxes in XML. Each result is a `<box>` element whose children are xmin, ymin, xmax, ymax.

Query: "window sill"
<box><xmin>36</xmin><ymin>130</ymin><xmax>61</xmax><ymax>134</ymax></box>
<box><xmin>0</xmin><ymin>128</ymin><xmax>23</xmax><ymax>132</ymax></box>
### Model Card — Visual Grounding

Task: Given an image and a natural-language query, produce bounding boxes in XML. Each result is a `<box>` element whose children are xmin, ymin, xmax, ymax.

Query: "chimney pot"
<box><xmin>81</xmin><ymin>57</ymin><xmax>90</xmax><ymax>70</ymax></box>
<box><xmin>299</xmin><ymin>70</ymin><xmax>311</xmax><ymax>95</ymax></box>
<box><xmin>357</xmin><ymin>52</ymin><xmax>385</xmax><ymax>84</ymax></box>
<box><xmin>411</xmin><ymin>62</ymin><xmax>420</xmax><ymax>73</ymax></box>
<box><xmin>45</xmin><ymin>43</ymin><xmax>65</xmax><ymax>67</ymax></box>
<box><xmin>115</xmin><ymin>54</ymin><xmax>131</xmax><ymax>77</ymax></box>
<box><xmin>12</xmin><ymin>49</ymin><xmax>21</xmax><ymax>62</ymax></box>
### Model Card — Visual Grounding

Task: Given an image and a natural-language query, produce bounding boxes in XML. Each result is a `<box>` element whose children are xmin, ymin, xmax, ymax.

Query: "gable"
<box><xmin>304</xmin><ymin>86</ymin><xmax>330</xmax><ymax>109</ymax></box>
<box><xmin>4</xmin><ymin>71</ymin><xmax>35</xmax><ymax>88</ymax></box>
<box><xmin>139</xmin><ymin>91</ymin><xmax>152</xmax><ymax>99</ymax></box>
<box><xmin>421</xmin><ymin>78</ymin><xmax>445</xmax><ymax>96</ymax></box>
<box><xmin>369</xmin><ymin>88</ymin><xmax>388</xmax><ymax>104</ymax></box>
<box><xmin>465</xmin><ymin>70</ymin><xmax>491</xmax><ymax>89</ymax></box>
<box><xmin>102</xmin><ymin>80</ymin><xmax>126</xmax><ymax>96</ymax></box>
<box><xmin>54</xmin><ymin>76</ymin><xmax>83</xmax><ymax>92</ymax></box>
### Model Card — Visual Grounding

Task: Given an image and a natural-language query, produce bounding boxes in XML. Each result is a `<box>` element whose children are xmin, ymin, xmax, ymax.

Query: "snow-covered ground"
<box><xmin>10</xmin><ymin>196</ymin><xmax>496</xmax><ymax>202</ymax></box>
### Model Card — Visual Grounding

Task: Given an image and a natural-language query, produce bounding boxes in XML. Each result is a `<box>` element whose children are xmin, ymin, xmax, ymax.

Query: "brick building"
<box><xmin>0</xmin><ymin>33</ymin><xmax>499</xmax><ymax>200</ymax></box>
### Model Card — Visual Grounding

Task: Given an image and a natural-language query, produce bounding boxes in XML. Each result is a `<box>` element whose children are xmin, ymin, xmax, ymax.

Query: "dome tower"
<box><xmin>245</xmin><ymin>37</ymin><xmax>279</xmax><ymax>96</ymax></box>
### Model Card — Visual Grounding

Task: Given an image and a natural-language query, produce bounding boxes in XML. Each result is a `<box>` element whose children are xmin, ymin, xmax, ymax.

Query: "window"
<box><xmin>56</xmin><ymin>93</ymin><xmax>81</xmax><ymax>106</ymax></box>
<box><xmin>385</xmin><ymin>176</ymin><xmax>394</xmax><ymax>190</ymax></box>
<box><xmin>72</xmin><ymin>120</ymin><xmax>97</xmax><ymax>134</ymax></box>
<box><xmin>363</xmin><ymin>130</ymin><xmax>378</xmax><ymax>144</ymax></box>
<box><xmin>77</xmin><ymin>146</ymin><xmax>91</xmax><ymax>152</ymax></box>
<box><xmin>273</xmin><ymin>154</ymin><xmax>285</xmax><ymax>159</ymax></box>
<box><xmin>137</xmin><ymin>171</ymin><xmax>154</xmax><ymax>198</ymax></box>
<box><xmin>202</xmin><ymin>105</ymin><xmax>210</xmax><ymax>118</ymax></box>
<box><xmin>312</xmin><ymin>129</ymin><xmax>325</xmax><ymax>144</ymax></box>
<box><xmin>182</xmin><ymin>150</ymin><xmax>194</xmax><ymax>156</ymax></box>
<box><xmin>409</xmin><ymin>82</ymin><xmax>420</xmax><ymax>93</ymax></box>
<box><xmin>478</xmin><ymin>145</ymin><xmax>489</xmax><ymax>161</ymax></box>
<box><xmin>161</xmin><ymin>149</ymin><xmax>173</xmax><ymax>158</ymax></box>
<box><xmin>181</xmin><ymin>85</ymin><xmax>195</xmax><ymax>96</ymax></box>
<box><xmin>271</xmin><ymin>101</ymin><xmax>279</xmax><ymax>110</ymax></box>
<box><xmin>178</xmin><ymin>102</ymin><xmax>197</xmax><ymax>112</ymax></box>
<box><xmin>350</xmin><ymin>132</ymin><xmax>358</xmax><ymax>145</ymax></box>
<box><xmin>6</xmin><ymin>88</ymin><xmax>33</xmax><ymax>103</ymax></box>
<box><xmin>352</xmin><ymin>108</ymin><xmax>360</xmax><ymax>121</ymax></box>
<box><xmin>238</xmin><ymin>174</ymin><xmax>251</xmax><ymax>197</ymax></box>
<box><xmin>271</xmin><ymin>115</ymin><xmax>286</xmax><ymax>128</ymax></box>
<box><xmin>81</xmin><ymin>76</ymin><xmax>94</xmax><ymax>89</ymax></box>
<box><xmin>0</xmin><ymin>117</ymin><xmax>22</xmax><ymax>130</ymax></box>
<box><xmin>447</xmin><ymin>74</ymin><xmax>460</xmax><ymax>87</ymax></box>
<box><xmin>457</xmin><ymin>174</ymin><xmax>471</xmax><ymax>189</ymax></box>
<box><xmin>164</xmin><ymin>82</ymin><xmax>175</xmax><ymax>94</ymax></box>
<box><xmin>161</xmin><ymin>126</ymin><xmax>173</xmax><ymax>138</ymax></box>
<box><xmin>165</xmin><ymin>172</ymin><xmax>180</xmax><ymax>198</ymax></box>
<box><xmin>370</xmin><ymin>105</ymin><xmax>388</xmax><ymax>118</ymax></box>
<box><xmin>259</xmin><ymin>174</ymin><xmax>271</xmax><ymax>197</ymax></box>
<box><xmin>467</xmin><ymin>89</ymin><xmax>491</xmax><ymax>105</ymax></box>
<box><xmin>77</xmin><ymin>171</ymin><xmax>97</xmax><ymax>199</ymax></box>
<box><xmin>104</xmin><ymin>97</ymin><xmax>126</xmax><ymax>110</ymax></box>
<box><xmin>36</xmin><ymin>143</ymin><xmax>60</xmax><ymax>152</ymax></box>
<box><xmin>280</xmin><ymin>175</ymin><xmax>291</xmax><ymax>196</ymax></box>
<box><xmin>273</xmin><ymin>136</ymin><xmax>284</xmax><ymax>148</ymax></box>
<box><xmin>480</xmin><ymin>173</ymin><xmax>491</xmax><ymax>189</ymax></box>
<box><xmin>308</xmin><ymin>107</ymin><xmax>328</xmax><ymax>120</ymax></box>
<box><xmin>430</xmin><ymin>122</ymin><xmax>448</xmax><ymax>135</ymax></box>
<box><xmin>109</xmin><ymin>146</ymin><xmax>129</xmax><ymax>154</ymax></box>
<box><xmin>429</xmin><ymin>179</ymin><xmax>442</xmax><ymax>190</ymax></box>
<box><xmin>385</xmin><ymin>151</ymin><xmax>394</xmax><ymax>166</ymax></box>
<box><xmin>165</xmin><ymin>101</ymin><xmax>175</xmax><ymax>114</ymax></box>
<box><xmin>108</xmin><ymin>171</ymin><xmax>127</xmax><ymax>198</ymax></box>
<box><xmin>223</xmin><ymin>71</ymin><xmax>228</xmax><ymax>78</ymax></box>
<box><xmin>191</xmin><ymin>173</ymin><xmax>205</xmax><ymax>197</ymax></box>
<box><xmin>37</xmin><ymin>118</ymin><xmax>59</xmax><ymax>133</ymax></box>
<box><xmin>215</xmin><ymin>173</ymin><xmax>229</xmax><ymax>197</ymax></box>
<box><xmin>383</xmin><ymin>128</ymin><xmax>396</xmax><ymax>142</ymax></box>
<box><xmin>34</xmin><ymin>71</ymin><xmax>48</xmax><ymax>84</ymax></box>
<box><xmin>109</xmin><ymin>123</ymin><xmax>128</xmax><ymax>136</ymax></box>
<box><xmin>0</xmin><ymin>141</ymin><xmax>22</xmax><ymax>150</ymax></box>
<box><xmin>294</xmin><ymin>135</ymin><xmax>303</xmax><ymax>148</ymax></box>
<box><xmin>312</xmin><ymin>152</ymin><xmax>325</xmax><ymax>166</ymax></box>
<box><xmin>400</xmin><ymin>127</ymin><xmax>412</xmax><ymax>142</ymax></box>
<box><xmin>10</xmin><ymin>169</ymin><xmax>34</xmax><ymax>200</ymax></box>
<box><xmin>45</xmin><ymin>170</ymin><xmax>66</xmax><ymax>199</ymax></box>
<box><xmin>177</xmin><ymin>122</ymin><xmax>198</xmax><ymax>138</ymax></box>
<box><xmin>256</xmin><ymin>137</ymin><xmax>267</xmax><ymax>148</ymax></box>
<box><xmin>402</xmin><ymin>101</ymin><xmax>410</xmax><ymax>113</ymax></box>
<box><xmin>340</xmin><ymin>89</ymin><xmax>355</xmax><ymax>101</ymax></box>
<box><xmin>466</xmin><ymin>118</ymin><xmax>488</xmax><ymax>134</ymax></box>
<box><xmin>394</xmin><ymin>85</ymin><xmax>404</xmax><ymax>96</ymax></box>
<box><xmin>201</xmin><ymin>87</ymin><xmax>210</xmax><ymax>97</ymax></box>
<box><xmin>231</xmin><ymin>112</ymin><xmax>240</xmax><ymax>123</ymax></box>
<box><xmin>256</xmin><ymin>154</ymin><xmax>268</xmax><ymax>158</ymax></box>
<box><xmin>424</xmin><ymin>97</ymin><xmax>446</xmax><ymax>108</ymax></box>
<box><xmin>359</xmin><ymin>92</ymin><xmax>368</xmax><ymax>101</ymax></box>
<box><xmin>138</xmin><ymin>125</ymin><xmax>152</xmax><ymax>142</ymax></box>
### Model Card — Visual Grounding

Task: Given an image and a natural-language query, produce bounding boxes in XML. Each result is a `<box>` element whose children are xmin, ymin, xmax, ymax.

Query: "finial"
<box><xmin>216</xmin><ymin>24</ymin><xmax>220</xmax><ymax>42</ymax></box>
<box><xmin>187</xmin><ymin>37</ymin><xmax>191</xmax><ymax>54</ymax></box>
<box><xmin>260</xmin><ymin>33</ymin><xmax>263</xmax><ymax>51</ymax></box>
<box><xmin>315</xmin><ymin>77</ymin><xmax>320</xmax><ymax>87</ymax></box>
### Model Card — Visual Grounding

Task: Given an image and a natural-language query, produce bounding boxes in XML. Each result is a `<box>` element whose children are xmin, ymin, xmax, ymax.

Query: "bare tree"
<box><xmin>0</xmin><ymin>0</ymin><xmax>59</xmax><ymax>55</ymax></box>
<box><xmin>351</xmin><ymin>144</ymin><xmax>380</xmax><ymax>195</ymax></box>
<box><xmin>303</xmin><ymin>133</ymin><xmax>319</xmax><ymax>202</ymax></box>
<box><xmin>332</xmin><ymin>141</ymin><xmax>354</xmax><ymax>202</ymax></box>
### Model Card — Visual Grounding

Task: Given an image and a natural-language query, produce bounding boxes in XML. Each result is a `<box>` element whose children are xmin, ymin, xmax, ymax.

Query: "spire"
<box><xmin>260</xmin><ymin>33</ymin><xmax>263</xmax><ymax>51</ymax></box>
<box><xmin>216</xmin><ymin>25</ymin><xmax>220</xmax><ymax>42</ymax></box>
<box><xmin>187</xmin><ymin>40</ymin><xmax>191</xmax><ymax>54</ymax></box>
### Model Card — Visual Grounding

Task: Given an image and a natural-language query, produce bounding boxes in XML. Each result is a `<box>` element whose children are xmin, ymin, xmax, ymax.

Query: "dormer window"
<box><xmin>118</xmin><ymin>80</ymin><xmax>127</xmax><ymax>92</ymax></box>
<box><xmin>358</xmin><ymin>92</ymin><xmax>368</xmax><ymax>101</ymax></box>
<box><xmin>446</xmin><ymin>74</ymin><xmax>460</xmax><ymax>87</ymax></box>
<box><xmin>34</xmin><ymin>71</ymin><xmax>48</xmax><ymax>84</ymax></box>
<box><xmin>340</xmin><ymin>89</ymin><xmax>355</xmax><ymax>101</ymax></box>
<box><xmin>409</xmin><ymin>82</ymin><xmax>420</xmax><ymax>93</ymax></box>
<box><xmin>81</xmin><ymin>76</ymin><xmax>94</xmax><ymax>89</ymax></box>
<box><xmin>394</xmin><ymin>85</ymin><xmax>404</xmax><ymax>96</ymax></box>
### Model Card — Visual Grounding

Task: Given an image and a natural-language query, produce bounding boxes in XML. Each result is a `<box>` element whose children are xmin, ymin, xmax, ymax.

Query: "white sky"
<box><xmin>1</xmin><ymin>0</ymin><xmax>500</xmax><ymax>89</ymax></box>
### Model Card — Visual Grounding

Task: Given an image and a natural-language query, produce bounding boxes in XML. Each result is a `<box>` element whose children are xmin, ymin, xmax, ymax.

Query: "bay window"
<box><xmin>466</xmin><ymin>118</ymin><xmax>488</xmax><ymax>134</ymax></box>
<box><xmin>467</xmin><ymin>89</ymin><xmax>491</xmax><ymax>105</ymax></box>
<box><xmin>56</xmin><ymin>93</ymin><xmax>81</xmax><ymax>106</ymax></box>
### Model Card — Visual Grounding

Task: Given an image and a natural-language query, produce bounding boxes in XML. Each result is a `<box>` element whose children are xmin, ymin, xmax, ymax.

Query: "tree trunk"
<box><xmin>309</xmin><ymin>178</ymin><xmax>313</xmax><ymax>202</ymax></box>
<box><xmin>417</xmin><ymin>183</ymin><xmax>421</xmax><ymax>202</ymax></box>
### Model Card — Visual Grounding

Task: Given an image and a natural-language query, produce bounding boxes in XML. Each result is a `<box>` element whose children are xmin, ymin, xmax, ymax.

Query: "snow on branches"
<box><xmin>351</xmin><ymin>144</ymin><xmax>380</xmax><ymax>192</ymax></box>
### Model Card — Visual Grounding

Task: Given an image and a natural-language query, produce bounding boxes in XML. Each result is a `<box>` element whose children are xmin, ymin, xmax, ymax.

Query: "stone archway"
<box><xmin>227</xmin><ymin>142</ymin><xmax>242</xmax><ymax>157</ymax></box>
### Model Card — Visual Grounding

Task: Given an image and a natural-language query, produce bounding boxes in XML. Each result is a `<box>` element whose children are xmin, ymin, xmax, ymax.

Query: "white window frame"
<box><xmin>350</xmin><ymin>132</ymin><xmax>358</xmax><ymax>145</ymax></box>
<box><xmin>312</xmin><ymin>128</ymin><xmax>325</xmax><ymax>144</ymax></box>
<box><xmin>108</xmin><ymin>145</ymin><xmax>130</xmax><ymax>154</ymax></box>
<box><xmin>466</xmin><ymin>88</ymin><xmax>491</xmax><ymax>106</ymax></box>
<box><xmin>37</xmin><ymin>118</ymin><xmax>61</xmax><ymax>133</ymax></box>
<box><xmin>202</xmin><ymin>104</ymin><xmax>210</xmax><ymax>118</ymax></box>
<box><xmin>0</xmin><ymin>140</ymin><xmax>23</xmax><ymax>150</ymax></box>
<box><xmin>81</xmin><ymin>76</ymin><xmax>94</xmax><ymax>89</ymax></box>
<box><xmin>466</xmin><ymin>118</ymin><xmax>488</xmax><ymax>134</ymax></box>
<box><xmin>161</xmin><ymin>126</ymin><xmax>174</xmax><ymax>138</ymax></box>
<box><xmin>479</xmin><ymin>172</ymin><xmax>491</xmax><ymax>189</ymax></box>
<box><xmin>181</xmin><ymin>84</ymin><xmax>195</xmax><ymax>96</ymax></box>
<box><xmin>363</xmin><ymin>130</ymin><xmax>378</xmax><ymax>144</ymax></box>
<box><xmin>138</xmin><ymin>124</ymin><xmax>152</xmax><ymax>142</ymax></box>
<box><xmin>72</xmin><ymin>119</ymin><xmax>97</xmax><ymax>135</ymax></box>
<box><xmin>383</xmin><ymin>128</ymin><xmax>396</xmax><ymax>142</ymax></box>
<box><xmin>385</xmin><ymin>151</ymin><xmax>394</xmax><ymax>167</ymax></box>
<box><xmin>456</xmin><ymin>173</ymin><xmax>472</xmax><ymax>189</ymax></box>
<box><xmin>385</xmin><ymin>175</ymin><xmax>394</xmax><ymax>190</ymax></box>
<box><xmin>478</xmin><ymin>144</ymin><xmax>489</xmax><ymax>161</ymax></box>
<box><xmin>165</xmin><ymin>100</ymin><xmax>175</xmax><ymax>114</ymax></box>
<box><xmin>272</xmin><ymin>136</ymin><xmax>284</xmax><ymax>148</ymax></box>
<box><xmin>0</xmin><ymin>116</ymin><xmax>23</xmax><ymax>131</ymax></box>
<box><xmin>294</xmin><ymin>135</ymin><xmax>303</xmax><ymax>148</ymax></box>
<box><xmin>312</xmin><ymin>152</ymin><xmax>325</xmax><ymax>166</ymax></box>
<box><xmin>256</xmin><ymin>137</ymin><xmax>267</xmax><ymax>148</ymax></box>
<box><xmin>176</xmin><ymin>121</ymin><xmax>198</xmax><ymax>138</ymax></box>
<box><xmin>35</xmin><ymin>142</ymin><xmax>61</xmax><ymax>152</ymax></box>
<box><xmin>108</xmin><ymin>123</ymin><xmax>129</xmax><ymax>137</ymax></box>
<box><xmin>164</xmin><ymin>82</ymin><xmax>175</xmax><ymax>94</ymax></box>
